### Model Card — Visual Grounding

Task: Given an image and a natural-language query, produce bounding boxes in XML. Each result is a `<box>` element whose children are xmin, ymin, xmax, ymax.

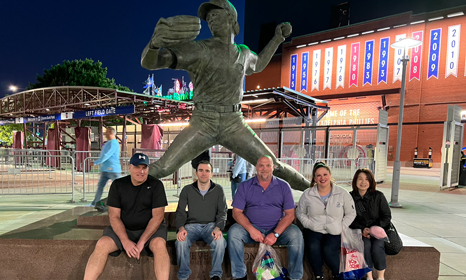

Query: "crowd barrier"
<box><xmin>0</xmin><ymin>148</ymin><xmax>375</xmax><ymax>201</ymax></box>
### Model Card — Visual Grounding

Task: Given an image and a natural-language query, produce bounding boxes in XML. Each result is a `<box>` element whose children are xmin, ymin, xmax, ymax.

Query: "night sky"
<box><xmin>0</xmin><ymin>0</ymin><xmax>245</xmax><ymax>98</ymax></box>
<box><xmin>2</xmin><ymin>0</ymin><xmax>466</xmax><ymax>99</ymax></box>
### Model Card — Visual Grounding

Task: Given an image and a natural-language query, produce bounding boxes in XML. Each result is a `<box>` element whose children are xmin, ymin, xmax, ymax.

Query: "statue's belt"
<box><xmin>194</xmin><ymin>103</ymin><xmax>241</xmax><ymax>113</ymax></box>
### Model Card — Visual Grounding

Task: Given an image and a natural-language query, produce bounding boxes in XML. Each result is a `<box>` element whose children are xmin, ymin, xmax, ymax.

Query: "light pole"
<box><xmin>389</xmin><ymin>38</ymin><xmax>422</xmax><ymax>208</ymax></box>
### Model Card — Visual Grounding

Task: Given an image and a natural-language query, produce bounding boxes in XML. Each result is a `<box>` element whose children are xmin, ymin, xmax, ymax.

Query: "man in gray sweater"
<box><xmin>175</xmin><ymin>160</ymin><xmax>228</xmax><ymax>280</ymax></box>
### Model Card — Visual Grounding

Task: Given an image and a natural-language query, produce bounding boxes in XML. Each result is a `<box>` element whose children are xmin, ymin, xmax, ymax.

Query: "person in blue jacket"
<box><xmin>90</xmin><ymin>127</ymin><xmax>122</xmax><ymax>207</ymax></box>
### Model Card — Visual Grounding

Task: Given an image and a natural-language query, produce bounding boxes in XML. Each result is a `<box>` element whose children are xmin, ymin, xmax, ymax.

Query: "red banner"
<box><xmin>349</xmin><ymin>42</ymin><xmax>360</xmax><ymax>87</ymax></box>
<box><xmin>410</xmin><ymin>31</ymin><xmax>423</xmax><ymax>81</ymax></box>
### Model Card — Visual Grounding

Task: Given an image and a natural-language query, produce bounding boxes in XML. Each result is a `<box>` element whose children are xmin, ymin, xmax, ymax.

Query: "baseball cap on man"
<box><xmin>198</xmin><ymin>0</ymin><xmax>240</xmax><ymax>35</ymax></box>
<box><xmin>130</xmin><ymin>153</ymin><xmax>149</xmax><ymax>166</ymax></box>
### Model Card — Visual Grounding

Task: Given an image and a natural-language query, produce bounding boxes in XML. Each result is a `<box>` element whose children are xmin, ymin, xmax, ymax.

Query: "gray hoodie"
<box><xmin>297</xmin><ymin>184</ymin><xmax>356</xmax><ymax>235</ymax></box>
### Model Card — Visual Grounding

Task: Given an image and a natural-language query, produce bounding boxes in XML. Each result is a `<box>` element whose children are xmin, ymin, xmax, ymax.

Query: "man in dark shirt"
<box><xmin>84</xmin><ymin>153</ymin><xmax>169</xmax><ymax>280</ymax></box>
<box><xmin>175</xmin><ymin>160</ymin><xmax>227</xmax><ymax>280</ymax></box>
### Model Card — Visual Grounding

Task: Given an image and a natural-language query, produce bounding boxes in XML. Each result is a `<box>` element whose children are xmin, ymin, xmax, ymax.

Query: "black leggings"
<box><xmin>303</xmin><ymin>228</ymin><xmax>341</xmax><ymax>277</ymax></box>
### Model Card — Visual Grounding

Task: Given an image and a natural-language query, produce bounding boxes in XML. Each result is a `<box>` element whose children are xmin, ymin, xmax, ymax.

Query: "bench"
<box><xmin>0</xmin><ymin>209</ymin><xmax>440</xmax><ymax>280</ymax></box>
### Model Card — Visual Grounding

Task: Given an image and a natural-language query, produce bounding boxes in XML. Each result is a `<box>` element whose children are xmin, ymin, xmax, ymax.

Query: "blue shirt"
<box><xmin>232</xmin><ymin>156</ymin><xmax>247</xmax><ymax>178</ymax></box>
<box><xmin>94</xmin><ymin>139</ymin><xmax>121</xmax><ymax>173</ymax></box>
<box><xmin>232</xmin><ymin>176</ymin><xmax>295</xmax><ymax>230</ymax></box>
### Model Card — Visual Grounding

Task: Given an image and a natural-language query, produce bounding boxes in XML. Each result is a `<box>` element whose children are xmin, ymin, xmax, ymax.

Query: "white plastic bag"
<box><xmin>252</xmin><ymin>243</ymin><xmax>286</xmax><ymax>280</ymax></box>
<box><xmin>339</xmin><ymin>227</ymin><xmax>371</xmax><ymax>280</ymax></box>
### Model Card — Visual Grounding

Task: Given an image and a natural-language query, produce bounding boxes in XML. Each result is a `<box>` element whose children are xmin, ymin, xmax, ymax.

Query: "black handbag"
<box><xmin>384</xmin><ymin>222</ymin><xmax>403</xmax><ymax>255</ymax></box>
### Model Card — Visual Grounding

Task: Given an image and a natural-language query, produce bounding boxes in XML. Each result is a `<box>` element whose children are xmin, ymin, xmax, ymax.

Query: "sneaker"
<box><xmin>234</xmin><ymin>276</ymin><xmax>247</xmax><ymax>280</ymax></box>
<box><xmin>211</xmin><ymin>276</ymin><xmax>221</xmax><ymax>280</ymax></box>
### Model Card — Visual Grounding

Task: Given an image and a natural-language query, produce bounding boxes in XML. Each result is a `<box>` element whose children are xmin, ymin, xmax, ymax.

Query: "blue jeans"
<box><xmin>175</xmin><ymin>223</ymin><xmax>226</xmax><ymax>280</ymax></box>
<box><xmin>303</xmin><ymin>228</ymin><xmax>341</xmax><ymax>277</ymax></box>
<box><xmin>227</xmin><ymin>223</ymin><xmax>304</xmax><ymax>280</ymax></box>
<box><xmin>230</xmin><ymin>173</ymin><xmax>246</xmax><ymax>198</ymax></box>
<box><xmin>364</xmin><ymin>236</ymin><xmax>387</xmax><ymax>270</ymax></box>
<box><xmin>91</xmin><ymin>172</ymin><xmax>120</xmax><ymax>206</ymax></box>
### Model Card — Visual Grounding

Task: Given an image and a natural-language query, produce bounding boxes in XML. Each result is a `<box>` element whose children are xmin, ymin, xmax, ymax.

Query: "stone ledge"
<box><xmin>0</xmin><ymin>237</ymin><xmax>440</xmax><ymax>280</ymax></box>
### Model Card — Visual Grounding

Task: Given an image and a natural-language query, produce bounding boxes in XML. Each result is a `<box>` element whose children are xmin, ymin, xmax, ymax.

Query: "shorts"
<box><xmin>103</xmin><ymin>221</ymin><xmax>167</xmax><ymax>257</ymax></box>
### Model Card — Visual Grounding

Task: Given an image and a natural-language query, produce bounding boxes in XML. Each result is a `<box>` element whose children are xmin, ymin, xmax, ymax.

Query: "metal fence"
<box><xmin>0</xmin><ymin>148</ymin><xmax>376</xmax><ymax>202</ymax></box>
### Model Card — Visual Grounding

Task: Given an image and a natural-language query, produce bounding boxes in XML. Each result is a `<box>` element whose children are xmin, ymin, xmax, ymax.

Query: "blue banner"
<box><xmin>301</xmin><ymin>52</ymin><xmax>309</xmax><ymax>91</ymax></box>
<box><xmin>428</xmin><ymin>28</ymin><xmax>442</xmax><ymax>79</ymax></box>
<box><xmin>73</xmin><ymin>105</ymin><xmax>135</xmax><ymax>119</ymax></box>
<box><xmin>378</xmin><ymin>37</ymin><xmax>389</xmax><ymax>84</ymax></box>
<box><xmin>290</xmin><ymin>54</ymin><xmax>298</xmax><ymax>90</ymax></box>
<box><xmin>0</xmin><ymin>119</ymin><xmax>16</xmax><ymax>125</ymax></box>
<box><xmin>364</xmin><ymin>40</ymin><xmax>374</xmax><ymax>85</ymax></box>
<box><xmin>13</xmin><ymin>105</ymin><xmax>135</xmax><ymax>123</ymax></box>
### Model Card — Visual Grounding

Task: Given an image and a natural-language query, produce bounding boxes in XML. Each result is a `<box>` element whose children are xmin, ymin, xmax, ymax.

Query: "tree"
<box><xmin>0</xmin><ymin>124</ymin><xmax>26</xmax><ymax>146</ymax></box>
<box><xmin>28</xmin><ymin>59</ymin><xmax>132</xmax><ymax>92</ymax></box>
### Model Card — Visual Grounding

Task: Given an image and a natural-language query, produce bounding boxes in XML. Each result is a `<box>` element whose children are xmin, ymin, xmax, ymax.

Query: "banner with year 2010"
<box><xmin>446</xmin><ymin>25</ymin><xmax>460</xmax><ymax>78</ymax></box>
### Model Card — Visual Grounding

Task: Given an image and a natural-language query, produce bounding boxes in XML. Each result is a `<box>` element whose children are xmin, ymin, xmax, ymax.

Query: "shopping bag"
<box><xmin>339</xmin><ymin>227</ymin><xmax>372</xmax><ymax>280</ymax></box>
<box><xmin>252</xmin><ymin>243</ymin><xmax>287</xmax><ymax>280</ymax></box>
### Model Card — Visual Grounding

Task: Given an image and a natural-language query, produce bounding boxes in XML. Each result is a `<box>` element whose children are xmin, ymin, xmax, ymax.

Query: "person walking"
<box><xmin>90</xmin><ymin>127</ymin><xmax>121</xmax><ymax>208</ymax></box>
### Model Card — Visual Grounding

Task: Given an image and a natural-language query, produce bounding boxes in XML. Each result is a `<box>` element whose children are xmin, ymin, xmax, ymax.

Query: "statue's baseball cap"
<box><xmin>198</xmin><ymin>0</ymin><xmax>239</xmax><ymax>35</ymax></box>
<box><xmin>130</xmin><ymin>153</ymin><xmax>149</xmax><ymax>166</ymax></box>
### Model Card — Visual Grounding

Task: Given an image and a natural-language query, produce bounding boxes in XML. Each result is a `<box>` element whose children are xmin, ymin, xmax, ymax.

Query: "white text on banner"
<box><xmin>312</xmin><ymin>49</ymin><xmax>321</xmax><ymax>91</ymax></box>
<box><xmin>324</xmin><ymin>47</ymin><xmax>333</xmax><ymax>90</ymax></box>
<box><xmin>364</xmin><ymin>40</ymin><xmax>375</xmax><ymax>85</ymax></box>
<box><xmin>393</xmin><ymin>34</ymin><xmax>407</xmax><ymax>83</ymax></box>
<box><xmin>410</xmin><ymin>31</ymin><xmax>423</xmax><ymax>81</ymax></box>
<box><xmin>378</xmin><ymin>37</ymin><xmax>390</xmax><ymax>84</ymax></box>
<box><xmin>446</xmin><ymin>25</ymin><xmax>461</xmax><ymax>78</ymax></box>
<box><xmin>428</xmin><ymin>28</ymin><xmax>442</xmax><ymax>79</ymax></box>
<box><xmin>301</xmin><ymin>52</ymin><xmax>309</xmax><ymax>91</ymax></box>
<box><xmin>349</xmin><ymin>42</ymin><xmax>360</xmax><ymax>87</ymax></box>
<box><xmin>290</xmin><ymin>54</ymin><xmax>298</xmax><ymax>90</ymax></box>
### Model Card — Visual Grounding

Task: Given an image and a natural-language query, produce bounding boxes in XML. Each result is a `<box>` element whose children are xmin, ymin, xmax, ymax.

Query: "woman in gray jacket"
<box><xmin>297</xmin><ymin>162</ymin><xmax>356</xmax><ymax>280</ymax></box>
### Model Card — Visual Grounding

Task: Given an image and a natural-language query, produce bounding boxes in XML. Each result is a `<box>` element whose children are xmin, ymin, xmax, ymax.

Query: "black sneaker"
<box><xmin>234</xmin><ymin>276</ymin><xmax>247</xmax><ymax>280</ymax></box>
<box><xmin>211</xmin><ymin>277</ymin><xmax>221</xmax><ymax>280</ymax></box>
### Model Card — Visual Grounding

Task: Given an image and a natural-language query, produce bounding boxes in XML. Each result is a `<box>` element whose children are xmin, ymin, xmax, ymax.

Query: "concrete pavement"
<box><xmin>0</xmin><ymin>166</ymin><xmax>465</xmax><ymax>279</ymax></box>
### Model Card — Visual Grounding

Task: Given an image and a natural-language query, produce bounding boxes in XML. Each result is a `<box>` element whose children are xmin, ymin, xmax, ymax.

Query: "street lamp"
<box><xmin>389</xmin><ymin>37</ymin><xmax>422</xmax><ymax>208</ymax></box>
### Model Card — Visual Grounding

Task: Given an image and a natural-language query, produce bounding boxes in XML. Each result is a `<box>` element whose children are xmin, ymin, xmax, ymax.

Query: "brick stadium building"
<box><xmin>246</xmin><ymin>6</ymin><xmax>466</xmax><ymax>167</ymax></box>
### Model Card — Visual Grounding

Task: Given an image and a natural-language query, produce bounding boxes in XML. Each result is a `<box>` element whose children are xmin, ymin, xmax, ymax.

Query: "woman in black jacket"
<box><xmin>349</xmin><ymin>169</ymin><xmax>391</xmax><ymax>280</ymax></box>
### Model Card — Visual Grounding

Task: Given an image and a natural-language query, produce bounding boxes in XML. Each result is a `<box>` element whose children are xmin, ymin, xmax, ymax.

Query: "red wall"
<box><xmin>249</xmin><ymin>15</ymin><xmax>466</xmax><ymax>164</ymax></box>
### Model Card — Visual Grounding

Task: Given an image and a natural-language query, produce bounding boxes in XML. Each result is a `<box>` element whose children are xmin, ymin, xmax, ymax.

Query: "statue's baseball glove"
<box><xmin>150</xmin><ymin>15</ymin><xmax>201</xmax><ymax>48</ymax></box>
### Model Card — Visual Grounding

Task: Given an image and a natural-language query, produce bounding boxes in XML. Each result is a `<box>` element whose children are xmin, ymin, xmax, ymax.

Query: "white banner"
<box><xmin>393</xmin><ymin>34</ymin><xmax>406</xmax><ymax>83</ymax></box>
<box><xmin>336</xmin><ymin>45</ymin><xmax>346</xmax><ymax>89</ymax></box>
<box><xmin>446</xmin><ymin>25</ymin><xmax>461</xmax><ymax>78</ymax></box>
<box><xmin>324</xmin><ymin>47</ymin><xmax>333</xmax><ymax>90</ymax></box>
<box><xmin>312</xmin><ymin>49</ymin><xmax>321</xmax><ymax>91</ymax></box>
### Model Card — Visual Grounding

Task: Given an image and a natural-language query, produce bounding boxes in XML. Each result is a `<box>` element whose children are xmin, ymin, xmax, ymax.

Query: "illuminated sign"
<box><xmin>13</xmin><ymin>105</ymin><xmax>135</xmax><ymax>123</ymax></box>
<box><xmin>317</xmin><ymin>102</ymin><xmax>380</xmax><ymax>126</ymax></box>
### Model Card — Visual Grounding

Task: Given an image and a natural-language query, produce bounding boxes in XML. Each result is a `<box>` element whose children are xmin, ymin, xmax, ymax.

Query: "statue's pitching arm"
<box><xmin>250</xmin><ymin>22</ymin><xmax>292</xmax><ymax>74</ymax></box>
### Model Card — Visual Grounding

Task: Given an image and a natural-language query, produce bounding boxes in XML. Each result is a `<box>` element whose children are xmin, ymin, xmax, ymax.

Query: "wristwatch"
<box><xmin>273</xmin><ymin>231</ymin><xmax>280</xmax><ymax>238</ymax></box>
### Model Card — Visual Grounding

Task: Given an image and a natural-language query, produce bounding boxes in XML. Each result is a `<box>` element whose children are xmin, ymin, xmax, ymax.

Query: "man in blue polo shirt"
<box><xmin>227</xmin><ymin>156</ymin><xmax>304</xmax><ymax>280</ymax></box>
